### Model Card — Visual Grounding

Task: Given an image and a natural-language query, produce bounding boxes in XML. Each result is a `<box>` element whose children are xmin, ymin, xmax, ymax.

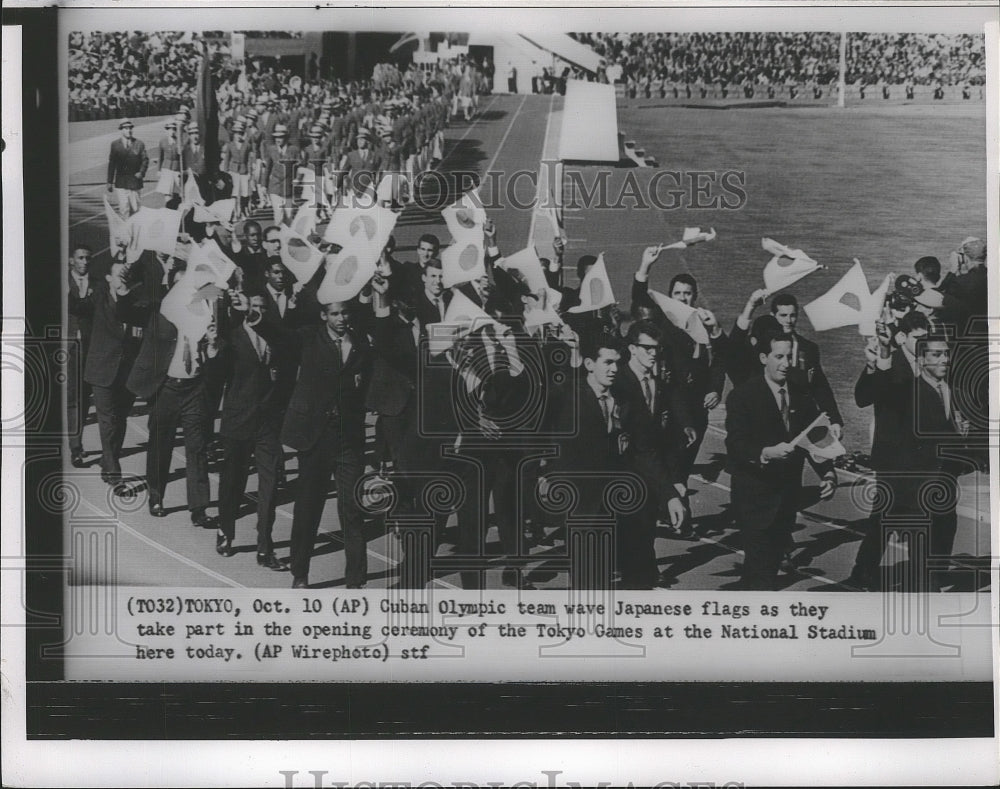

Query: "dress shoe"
<box><xmin>70</xmin><ymin>449</ymin><xmax>86</xmax><ymax>468</ymax></box>
<box><xmin>101</xmin><ymin>471</ymin><xmax>122</xmax><ymax>486</ymax></box>
<box><xmin>291</xmin><ymin>576</ymin><xmax>309</xmax><ymax>589</ymax></box>
<box><xmin>216</xmin><ymin>534</ymin><xmax>236</xmax><ymax>557</ymax></box>
<box><xmin>191</xmin><ymin>508</ymin><xmax>212</xmax><ymax>528</ymax></box>
<box><xmin>148</xmin><ymin>500</ymin><xmax>166</xmax><ymax>518</ymax></box>
<box><xmin>256</xmin><ymin>552</ymin><xmax>288</xmax><ymax>571</ymax></box>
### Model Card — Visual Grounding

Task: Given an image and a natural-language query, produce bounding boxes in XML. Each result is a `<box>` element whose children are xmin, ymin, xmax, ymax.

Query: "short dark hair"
<box><xmin>417</xmin><ymin>233</ymin><xmax>440</xmax><ymax>250</ymax></box>
<box><xmin>770</xmin><ymin>293</ymin><xmax>798</xmax><ymax>313</ymax></box>
<box><xmin>582</xmin><ymin>330</ymin><xmax>621</xmax><ymax>362</ymax></box>
<box><xmin>576</xmin><ymin>254</ymin><xmax>597</xmax><ymax>283</ymax></box>
<box><xmin>897</xmin><ymin>310</ymin><xmax>931</xmax><ymax>336</ymax></box>
<box><xmin>424</xmin><ymin>257</ymin><xmax>443</xmax><ymax>271</ymax></box>
<box><xmin>668</xmin><ymin>273</ymin><xmax>698</xmax><ymax>302</ymax></box>
<box><xmin>383</xmin><ymin>234</ymin><xmax>397</xmax><ymax>254</ymax></box>
<box><xmin>756</xmin><ymin>327</ymin><xmax>793</xmax><ymax>355</ymax></box>
<box><xmin>70</xmin><ymin>243</ymin><xmax>92</xmax><ymax>255</ymax></box>
<box><xmin>625</xmin><ymin>319</ymin><xmax>662</xmax><ymax>346</ymax></box>
<box><xmin>914</xmin><ymin>255</ymin><xmax>941</xmax><ymax>284</ymax></box>
<box><xmin>244</xmin><ymin>220</ymin><xmax>261</xmax><ymax>234</ymax></box>
<box><xmin>263</xmin><ymin>225</ymin><xmax>282</xmax><ymax>239</ymax></box>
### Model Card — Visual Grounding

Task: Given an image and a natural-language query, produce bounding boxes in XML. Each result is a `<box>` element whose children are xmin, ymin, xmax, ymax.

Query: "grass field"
<box><xmin>565</xmin><ymin>102</ymin><xmax>988</xmax><ymax>448</ymax></box>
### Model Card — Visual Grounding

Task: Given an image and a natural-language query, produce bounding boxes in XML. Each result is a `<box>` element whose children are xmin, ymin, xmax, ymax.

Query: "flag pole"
<box><xmin>791</xmin><ymin>411</ymin><xmax>828</xmax><ymax>448</ymax></box>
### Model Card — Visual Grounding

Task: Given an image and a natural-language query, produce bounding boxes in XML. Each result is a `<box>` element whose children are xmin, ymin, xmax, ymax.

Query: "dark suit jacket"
<box><xmin>854</xmin><ymin>351</ymin><xmax>915</xmax><ymax>472</ymax></box>
<box><xmin>68</xmin><ymin>272</ymin><xmax>97</xmax><ymax>347</ymax></box>
<box><xmin>107</xmin><ymin>138</ymin><xmax>149</xmax><ymax>190</ymax></box>
<box><xmin>271</xmin><ymin>323</ymin><xmax>372</xmax><ymax>453</ymax></box>
<box><xmin>126</xmin><ymin>311</ymin><xmax>179</xmax><ymax>399</ymax></box>
<box><xmin>366</xmin><ymin>313</ymin><xmax>418</xmax><ymax>416</ymax></box>
<box><xmin>414</xmin><ymin>289</ymin><xmax>451</xmax><ymax>333</ymax></box>
<box><xmin>83</xmin><ymin>280</ymin><xmax>144</xmax><ymax>388</ymax></box>
<box><xmin>263</xmin><ymin>143</ymin><xmax>302</xmax><ymax>197</ymax></box>
<box><xmin>725</xmin><ymin>374</ymin><xmax>830</xmax><ymax>529</ymax></box>
<box><xmin>219</xmin><ymin>320</ymin><xmax>284</xmax><ymax>440</ymax></box>
<box><xmin>785</xmin><ymin>333</ymin><xmax>843</xmax><ymax>426</ymax></box>
<box><xmin>613</xmin><ymin>363</ymin><xmax>687</xmax><ymax>485</ymax></box>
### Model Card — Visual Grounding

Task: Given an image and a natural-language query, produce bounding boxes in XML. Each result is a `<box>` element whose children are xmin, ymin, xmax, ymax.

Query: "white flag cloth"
<box><xmin>681</xmin><ymin>227</ymin><xmax>717</xmax><ymax>245</ymax></box>
<box><xmin>160</xmin><ymin>240</ymin><xmax>235</xmax><ymax>348</ymax></box>
<box><xmin>181</xmin><ymin>169</ymin><xmax>205</xmax><ymax>206</ymax></box>
<box><xmin>316</xmin><ymin>239</ymin><xmax>376</xmax><ymax>304</ymax></box>
<box><xmin>792</xmin><ymin>412</ymin><xmax>847</xmax><ymax>463</ymax></box>
<box><xmin>498</xmin><ymin>246</ymin><xmax>548</xmax><ymax>293</ymax></box>
<box><xmin>129</xmin><ymin>207</ymin><xmax>183</xmax><ymax>255</ymax></box>
<box><xmin>523</xmin><ymin>288</ymin><xmax>564</xmax><ymax>333</ymax></box>
<box><xmin>567</xmin><ymin>252</ymin><xmax>616</xmax><ymax>313</ymax></box>
<box><xmin>426</xmin><ymin>289</ymin><xmax>498</xmax><ymax>356</ymax></box>
<box><xmin>322</xmin><ymin>201</ymin><xmax>398</xmax><ymax>259</ymax></box>
<box><xmin>103</xmin><ymin>194</ymin><xmax>139</xmax><ymax>260</ymax></box>
<box><xmin>193</xmin><ymin>198</ymin><xmax>235</xmax><ymax>227</ymax></box>
<box><xmin>857</xmin><ymin>271</ymin><xmax>892</xmax><ymax>336</ymax></box>
<box><xmin>442</xmin><ymin>189</ymin><xmax>487</xmax><ymax>241</ymax></box>
<box><xmin>803</xmin><ymin>261</ymin><xmax>876</xmax><ymax>331</ymax></box>
<box><xmin>647</xmin><ymin>289</ymin><xmax>711</xmax><ymax>346</ymax></box>
<box><xmin>278</xmin><ymin>224</ymin><xmax>325</xmax><ymax>284</ymax></box>
<box><xmin>441</xmin><ymin>236</ymin><xmax>486</xmax><ymax>289</ymax></box>
<box><xmin>289</xmin><ymin>201</ymin><xmax>317</xmax><ymax>238</ymax></box>
<box><xmin>761</xmin><ymin>237</ymin><xmax>822</xmax><ymax>293</ymax></box>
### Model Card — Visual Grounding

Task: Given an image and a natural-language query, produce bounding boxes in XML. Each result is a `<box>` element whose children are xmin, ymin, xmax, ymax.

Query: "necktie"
<box><xmin>779</xmin><ymin>387</ymin><xmax>790</xmax><ymax>432</ymax></box>
<box><xmin>599</xmin><ymin>394</ymin><xmax>612</xmax><ymax>433</ymax></box>
<box><xmin>436</xmin><ymin>297</ymin><xmax>444</xmax><ymax>320</ymax></box>
<box><xmin>332</xmin><ymin>336</ymin><xmax>344</xmax><ymax>364</ymax></box>
<box><xmin>183</xmin><ymin>341</ymin><xmax>193</xmax><ymax>375</ymax></box>
<box><xmin>277</xmin><ymin>293</ymin><xmax>286</xmax><ymax>317</ymax></box>
<box><xmin>936</xmin><ymin>381</ymin><xmax>950</xmax><ymax>420</ymax></box>
<box><xmin>641</xmin><ymin>375</ymin><xmax>654</xmax><ymax>414</ymax></box>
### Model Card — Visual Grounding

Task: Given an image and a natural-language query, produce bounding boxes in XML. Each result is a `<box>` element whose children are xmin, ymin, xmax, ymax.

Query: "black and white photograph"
<box><xmin>2</xmin><ymin>2</ymin><xmax>998</xmax><ymax>786</ymax></box>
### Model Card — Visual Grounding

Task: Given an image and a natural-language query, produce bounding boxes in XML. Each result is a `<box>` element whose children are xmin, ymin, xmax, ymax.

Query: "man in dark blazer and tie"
<box><xmin>549</xmin><ymin>332</ymin><xmax>684</xmax><ymax>589</ymax></box>
<box><xmin>259</xmin><ymin>300</ymin><xmax>373</xmax><ymax>588</ymax></box>
<box><xmin>106</xmin><ymin>118</ymin><xmax>148</xmax><ymax>216</ymax></box>
<box><xmin>214</xmin><ymin>288</ymin><xmax>289</xmax><ymax>567</ymax></box>
<box><xmin>413</xmin><ymin>258</ymin><xmax>451</xmax><ymax>333</ymax></box>
<box><xmin>83</xmin><ymin>261</ymin><xmax>146</xmax><ymax>486</ymax></box>
<box><xmin>725</xmin><ymin>327</ymin><xmax>837</xmax><ymax>591</ymax></box>
<box><xmin>67</xmin><ymin>245</ymin><xmax>97</xmax><ymax>467</ymax></box>
<box><xmin>850</xmin><ymin>327</ymin><xmax>973</xmax><ymax>591</ymax></box>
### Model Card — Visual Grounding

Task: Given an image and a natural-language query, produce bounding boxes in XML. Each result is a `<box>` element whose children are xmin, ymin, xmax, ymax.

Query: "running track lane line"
<box><xmin>69</xmin><ymin>183</ymin><xmax>159</xmax><ymax>229</ymax></box>
<box><xmin>483</xmin><ymin>94</ymin><xmax>529</xmax><ymax>175</ymax></box>
<box><xmin>526</xmin><ymin>92</ymin><xmax>557</xmax><ymax>249</ymax></box>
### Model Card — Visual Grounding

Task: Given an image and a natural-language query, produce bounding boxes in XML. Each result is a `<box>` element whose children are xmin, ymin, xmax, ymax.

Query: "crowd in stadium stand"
<box><xmin>571</xmin><ymin>31</ymin><xmax>986</xmax><ymax>98</ymax></box>
<box><xmin>845</xmin><ymin>33</ymin><xmax>986</xmax><ymax>86</ymax></box>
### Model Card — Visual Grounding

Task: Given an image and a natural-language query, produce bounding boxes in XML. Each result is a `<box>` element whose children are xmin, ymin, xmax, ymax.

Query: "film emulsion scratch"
<box><xmin>47</xmin><ymin>25</ymin><xmax>994</xmax><ymax>682</ymax></box>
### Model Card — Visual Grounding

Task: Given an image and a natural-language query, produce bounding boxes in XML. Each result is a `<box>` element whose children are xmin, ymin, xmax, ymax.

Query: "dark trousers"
<box><xmin>91</xmin><ymin>380</ymin><xmax>135</xmax><ymax>476</ymax></box>
<box><xmin>738</xmin><ymin>496</ymin><xmax>798</xmax><ymax>591</ymax></box>
<box><xmin>146</xmin><ymin>376</ymin><xmax>210</xmax><ymax>511</ymax></box>
<box><xmin>67</xmin><ymin>341</ymin><xmax>91</xmax><ymax>453</ymax></box>
<box><xmin>852</xmin><ymin>474</ymin><xmax>959</xmax><ymax>591</ymax></box>
<box><xmin>217</xmin><ymin>421</ymin><xmax>282</xmax><ymax>551</ymax></box>
<box><xmin>289</xmin><ymin>419</ymin><xmax>365</xmax><ymax>585</ymax></box>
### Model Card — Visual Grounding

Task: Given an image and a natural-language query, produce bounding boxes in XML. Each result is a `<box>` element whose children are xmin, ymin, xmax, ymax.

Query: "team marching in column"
<box><xmin>74</xmin><ymin>92</ymin><xmax>987</xmax><ymax>593</ymax></box>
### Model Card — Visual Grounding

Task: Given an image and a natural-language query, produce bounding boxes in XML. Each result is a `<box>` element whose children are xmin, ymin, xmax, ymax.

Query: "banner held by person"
<box><xmin>568</xmin><ymin>252</ymin><xmax>615</xmax><ymax>313</ymax></box>
<box><xmin>803</xmin><ymin>260</ymin><xmax>879</xmax><ymax>331</ymax></box>
<box><xmin>761</xmin><ymin>237</ymin><xmax>823</xmax><ymax>294</ymax></box>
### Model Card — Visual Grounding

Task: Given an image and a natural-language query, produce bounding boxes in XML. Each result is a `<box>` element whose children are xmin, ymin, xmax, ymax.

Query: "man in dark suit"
<box><xmin>83</xmin><ymin>261</ymin><xmax>145</xmax><ymax>486</ymax></box>
<box><xmin>850</xmin><ymin>326</ymin><xmax>972</xmax><ymax>591</ymax></box>
<box><xmin>233</xmin><ymin>220</ymin><xmax>268</xmax><ymax>292</ymax></box>
<box><xmin>340</xmin><ymin>128</ymin><xmax>382</xmax><ymax>201</ymax></box>
<box><xmin>182</xmin><ymin>122</ymin><xmax>206</xmax><ymax>179</ymax></box>
<box><xmin>614</xmin><ymin>320</ymin><xmax>692</xmax><ymax>557</ymax></box>
<box><xmin>413</xmin><ymin>257</ymin><xmax>451</xmax><ymax>332</ymax></box>
<box><xmin>549</xmin><ymin>332</ymin><xmax>684</xmax><ymax>589</ymax></box>
<box><xmin>106</xmin><ymin>118</ymin><xmax>148</xmax><ymax>217</ymax></box>
<box><xmin>126</xmin><ymin>284</ymin><xmax>217</xmax><ymax>526</ymax></box>
<box><xmin>725</xmin><ymin>327</ymin><xmax>837</xmax><ymax>590</ymax></box>
<box><xmin>67</xmin><ymin>245</ymin><xmax>96</xmax><ymax>467</ymax></box>
<box><xmin>265</xmin><ymin>300</ymin><xmax>372</xmax><ymax>589</ymax></box>
<box><xmin>214</xmin><ymin>288</ymin><xmax>288</xmax><ymax>567</ymax></box>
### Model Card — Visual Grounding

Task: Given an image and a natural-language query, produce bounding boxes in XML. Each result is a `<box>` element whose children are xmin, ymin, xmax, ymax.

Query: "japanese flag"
<box><xmin>647</xmin><ymin>289</ymin><xmax>710</xmax><ymax>346</ymax></box>
<box><xmin>442</xmin><ymin>189</ymin><xmax>487</xmax><ymax>242</ymax></box>
<box><xmin>567</xmin><ymin>253</ymin><xmax>616</xmax><ymax>313</ymax></box>
<box><xmin>316</xmin><ymin>240</ymin><xmax>376</xmax><ymax>304</ymax></box>
<box><xmin>130</xmin><ymin>207</ymin><xmax>184</xmax><ymax>255</ymax></box>
<box><xmin>426</xmin><ymin>289</ymin><xmax>498</xmax><ymax>356</ymax></box>
<box><xmin>278</xmin><ymin>224</ymin><xmax>325</xmax><ymax>284</ymax></box>
<box><xmin>857</xmin><ymin>271</ymin><xmax>892</xmax><ymax>337</ymax></box>
<box><xmin>792</xmin><ymin>412</ymin><xmax>846</xmax><ymax>463</ymax></box>
<box><xmin>322</xmin><ymin>201</ymin><xmax>398</xmax><ymax>259</ymax></box>
<box><xmin>289</xmin><ymin>201</ymin><xmax>317</xmax><ymax>239</ymax></box>
<box><xmin>498</xmin><ymin>246</ymin><xmax>548</xmax><ymax>293</ymax></box>
<box><xmin>441</xmin><ymin>236</ymin><xmax>486</xmax><ymax>289</ymax></box>
<box><xmin>803</xmin><ymin>261</ymin><xmax>876</xmax><ymax>331</ymax></box>
<box><xmin>761</xmin><ymin>237</ymin><xmax>821</xmax><ymax>293</ymax></box>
